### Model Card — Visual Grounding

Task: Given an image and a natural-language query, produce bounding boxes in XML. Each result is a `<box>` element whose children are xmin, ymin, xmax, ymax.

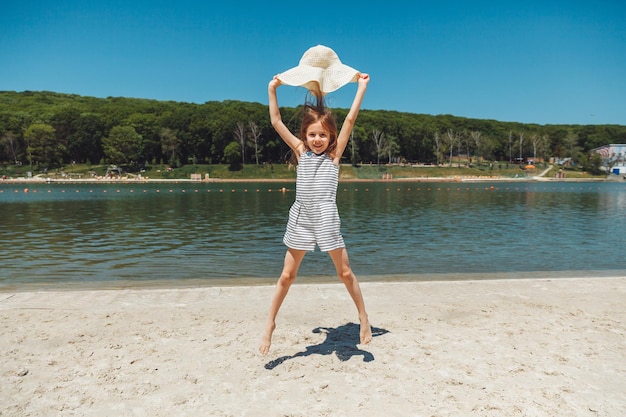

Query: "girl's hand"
<box><xmin>357</xmin><ymin>73</ymin><xmax>370</xmax><ymax>87</ymax></box>
<box><xmin>269</xmin><ymin>76</ymin><xmax>282</xmax><ymax>90</ymax></box>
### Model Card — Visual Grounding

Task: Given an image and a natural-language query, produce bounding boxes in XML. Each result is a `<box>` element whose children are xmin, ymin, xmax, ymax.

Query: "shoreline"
<box><xmin>0</xmin><ymin>175</ymin><xmax>614</xmax><ymax>184</ymax></box>
<box><xmin>2</xmin><ymin>276</ymin><xmax>624</xmax><ymax>416</ymax></box>
<box><xmin>3</xmin><ymin>269</ymin><xmax>626</xmax><ymax>293</ymax></box>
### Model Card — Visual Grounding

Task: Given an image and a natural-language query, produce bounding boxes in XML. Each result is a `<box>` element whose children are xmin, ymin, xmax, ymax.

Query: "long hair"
<box><xmin>298</xmin><ymin>93</ymin><xmax>338</xmax><ymax>157</ymax></box>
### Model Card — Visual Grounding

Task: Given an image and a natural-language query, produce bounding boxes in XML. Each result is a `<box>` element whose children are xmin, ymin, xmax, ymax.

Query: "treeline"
<box><xmin>1</xmin><ymin>90</ymin><xmax>625</xmax><ymax>172</ymax></box>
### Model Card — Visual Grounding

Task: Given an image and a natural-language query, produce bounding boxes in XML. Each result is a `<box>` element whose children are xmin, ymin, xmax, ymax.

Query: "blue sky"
<box><xmin>1</xmin><ymin>1</ymin><xmax>625</xmax><ymax>125</ymax></box>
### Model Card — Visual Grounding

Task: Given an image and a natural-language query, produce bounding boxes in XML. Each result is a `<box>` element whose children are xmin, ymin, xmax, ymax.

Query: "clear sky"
<box><xmin>1</xmin><ymin>1</ymin><xmax>625</xmax><ymax>125</ymax></box>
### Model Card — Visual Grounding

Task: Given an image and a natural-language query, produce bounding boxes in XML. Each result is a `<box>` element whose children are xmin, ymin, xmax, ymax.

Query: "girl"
<box><xmin>259</xmin><ymin>73</ymin><xmax>372</xmax><ymax>355</ymax></box>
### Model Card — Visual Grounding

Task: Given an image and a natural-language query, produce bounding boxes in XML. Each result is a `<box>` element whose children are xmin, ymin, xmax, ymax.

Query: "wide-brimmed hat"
<box><xmin>277</xmin><ymin>45</ymin><xmax>360</xmax><ymax>96</ymax></box>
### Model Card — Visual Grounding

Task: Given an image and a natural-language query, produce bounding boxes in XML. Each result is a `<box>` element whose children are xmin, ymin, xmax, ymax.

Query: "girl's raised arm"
<box><xmin>268</xmin><ymin>77</ymin><xmax>303</xmax><ymax>155</ymax></box>
<box><xmin>333</xmin><ymin>73</ymin><xmax>369</xmax><ymax>164</ymax></box>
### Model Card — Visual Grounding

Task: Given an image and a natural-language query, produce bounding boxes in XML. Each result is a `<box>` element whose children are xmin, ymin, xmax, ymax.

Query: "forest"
<box><xmin>1</xmin><ymin>90</ymin><xmax>625</xmax><ymax>173</ymax></box>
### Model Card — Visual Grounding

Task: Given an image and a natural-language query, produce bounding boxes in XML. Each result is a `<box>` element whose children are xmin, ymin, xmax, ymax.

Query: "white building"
<box><xmin>590</xmin><ymin>144</ymin><xmax>626</xmax><ymax>174</ymax></box>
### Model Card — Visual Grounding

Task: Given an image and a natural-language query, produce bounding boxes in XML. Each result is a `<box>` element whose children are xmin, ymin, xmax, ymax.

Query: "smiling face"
<box><xmin>299</xmin><ymin>101</ymin><xmax>338</xmax><ymax>157</ymax></box>
<box><xmin>305</xmin><ymin>121</ymin><xmax>331</xmax><ymax>155</ymax></box>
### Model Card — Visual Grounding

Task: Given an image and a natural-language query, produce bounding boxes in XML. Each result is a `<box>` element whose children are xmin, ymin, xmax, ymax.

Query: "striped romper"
<box><xmin>283</xmin><ymin>151</ymin><xmax>345</xmax><ymax>252</ymax></box>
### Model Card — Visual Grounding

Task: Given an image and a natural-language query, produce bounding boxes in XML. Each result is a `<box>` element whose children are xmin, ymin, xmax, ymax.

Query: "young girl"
<box><xmin>259</xmin><ymin>73</ymin><xmax>372</xmax><ymax>355</ymax></box>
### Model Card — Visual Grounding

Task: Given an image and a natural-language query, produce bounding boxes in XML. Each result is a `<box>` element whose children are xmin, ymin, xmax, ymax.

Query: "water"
<box><xmin>1</xmin><ymin>181</ymin><xmax>625</xmax><ymax>290</ymax></box>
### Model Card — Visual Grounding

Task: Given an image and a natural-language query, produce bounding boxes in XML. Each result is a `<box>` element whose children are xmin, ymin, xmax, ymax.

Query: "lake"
<box><xmin>1</xmin><ymin>180</ymin><xmax>625</xmax><ymax>290</ymax></box>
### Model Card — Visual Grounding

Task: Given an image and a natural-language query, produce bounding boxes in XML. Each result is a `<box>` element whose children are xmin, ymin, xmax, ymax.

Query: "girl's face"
<box><xmin>305</xmin><ymin>121</ymin><xmax>330</xmax><ymax>155</ymax></box>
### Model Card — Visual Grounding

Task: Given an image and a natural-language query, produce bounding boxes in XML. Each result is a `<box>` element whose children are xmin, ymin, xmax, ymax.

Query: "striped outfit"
<box><xmin>283</xmin><ymin>151</ymin><xmax>345</xmax><ymax>252</ymax></box>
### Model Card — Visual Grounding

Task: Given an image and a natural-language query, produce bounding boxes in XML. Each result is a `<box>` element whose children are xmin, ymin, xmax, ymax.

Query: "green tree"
<box><xmin>223</xmin><ymin>141</ymin><xmax>242</xmax><ymax>170</ymax></box>
<box><xmin>433</xmin><ymin>132</ymin><xmax>443</xmax><ymax>165</ymax></box>
<box><xmin>469</xmin><ymin>130</ymin><xmax>482</xmax><ymax>164</ymax></box>
<box><xmin>74</xmin><ymin>114</ymin><xmax>106</xmax><ymax>164</ymax></box>
<box><xmin>127</xmin><ymin>113</ymin><xmax>160</xmax><ymax>164</ymax></box>
<box><xmin>103</xmin><ymin>125</ymin><xmax>143</xmax><ymax>167</ymax></box>
<box><xmin>188</xmin><ymin>111</ymin><xmax>213</xmax><ymax>163</ymax></box>
<box><xmin>50</xmin><ymin>107</ymin><xmax>80</xmax><ymax>161</ymax></box>
<box><xmin>233</xmin><ymin>122</ymin><xmax>246</xmax><ymax>164</ymax></box>
<box><xmin>24</xmin><ymin>123</ymin><xmax>64</xmax><ymax>167</ymax></box>
<box><xmin>386</xmin><ymin>135</ymin><xmax>400</xmax><ymax>163</ymax></box>
<box><xmin>4</xmin><ymin>91</ymin><xmax>626</xmax><ymax>171</ymax></box>
<box><xmin>1</xmin><ymin>131</ymin><xmax>20</xmax><ymax>164</ymax></box>
<box><xmin>563</xmin><ymin>132</ymin><xmax>583</xmax><ymax>164</ymax></box>
<box><xmin>160</xmin><ymin>127</ymin><xmax>180</xmax><ymax>167</ymax></box>
<box><xmin>584</xmin><ymin>152</ymin><xmax>604</xmax><ymax>175</ymax></box>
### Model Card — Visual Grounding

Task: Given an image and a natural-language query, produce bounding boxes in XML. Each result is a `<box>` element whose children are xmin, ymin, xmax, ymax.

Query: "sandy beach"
<box><xmin>1</xmin><ymin>277</ymin><xmax>624</xmax><ymax>417</ymax></box>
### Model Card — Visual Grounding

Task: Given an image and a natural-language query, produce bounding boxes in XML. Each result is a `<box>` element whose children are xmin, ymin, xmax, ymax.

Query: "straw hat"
<box><xmin>277</xmin><ymin>45</ymin><xmax>360</xmax><ymax>96</ymax></box>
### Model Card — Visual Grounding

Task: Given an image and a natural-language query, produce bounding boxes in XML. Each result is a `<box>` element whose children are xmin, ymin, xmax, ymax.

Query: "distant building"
<box><xmin>590</xmin><ymin>144</ymin><xmax>626</xmax><ymax>174</ymax></box>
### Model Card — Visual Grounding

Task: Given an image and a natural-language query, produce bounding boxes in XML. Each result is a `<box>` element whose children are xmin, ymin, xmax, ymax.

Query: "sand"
<box><xmin>1</xmin><ymin>277</ymin><xmax>624</xmax><ymax>417</ymax></box>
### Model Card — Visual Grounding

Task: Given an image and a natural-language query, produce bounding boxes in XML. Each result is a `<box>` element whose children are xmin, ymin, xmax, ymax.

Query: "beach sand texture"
<box><xmin>1</xmin><ymin>277</ymin><xmax>624</xmax><ymax>417</ymax></box>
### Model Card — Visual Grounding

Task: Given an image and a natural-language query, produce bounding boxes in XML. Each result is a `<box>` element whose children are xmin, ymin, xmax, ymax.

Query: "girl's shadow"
<box><xmin>265</xmin><ymin>322</ymin><xmax>389</xmax><ymax>370</ymax></box>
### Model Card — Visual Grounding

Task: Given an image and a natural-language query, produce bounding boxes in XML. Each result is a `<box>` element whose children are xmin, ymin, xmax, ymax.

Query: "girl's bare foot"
<box><xmin>259</xmin><ymin>321</ymin><xmax>276</xmax><ymax>354</ymax></box>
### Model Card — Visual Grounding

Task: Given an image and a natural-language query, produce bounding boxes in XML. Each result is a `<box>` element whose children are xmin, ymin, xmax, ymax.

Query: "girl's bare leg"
<box><xmin>328</xmin><ymin>247</ymin><xmax>372</xmax><ymax>344</ymax></box>
<box><xmin>259</xmin><ymin>248</ymin><xmax>306</xmax><ymax>354</ymax></box>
